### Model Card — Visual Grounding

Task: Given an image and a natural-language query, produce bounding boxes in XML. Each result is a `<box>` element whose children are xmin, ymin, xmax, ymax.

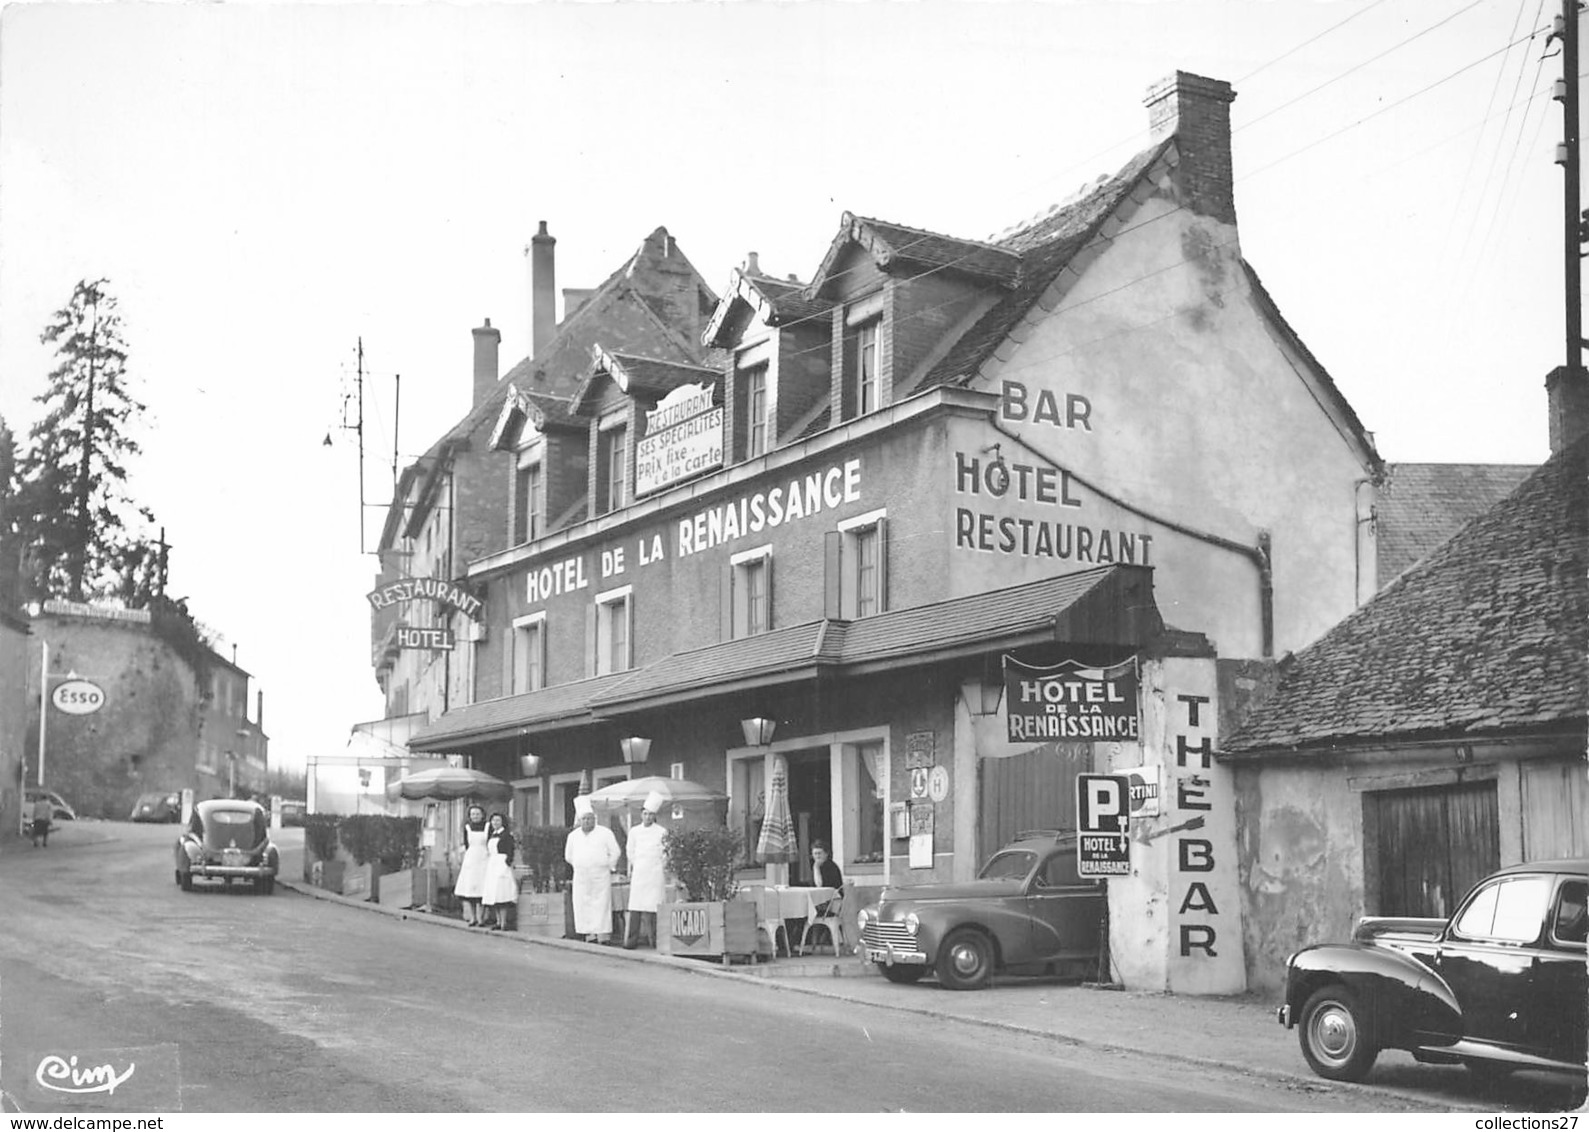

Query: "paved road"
<box><xmin>0</xmin><ymin>824</ymin><xmax>1494</xmax><ymax>1112</ymax></box>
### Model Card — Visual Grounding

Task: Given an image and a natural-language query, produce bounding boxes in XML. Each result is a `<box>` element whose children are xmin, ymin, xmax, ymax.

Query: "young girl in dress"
<box><xmin>481</xmin><ymin>812</ymin><xmax>519</xmax><ymax>931</ymax></box>
<box><xmin>455</xmin><ymin>804</ymin><xmax>490</xmax><ymax>926</ymax></box>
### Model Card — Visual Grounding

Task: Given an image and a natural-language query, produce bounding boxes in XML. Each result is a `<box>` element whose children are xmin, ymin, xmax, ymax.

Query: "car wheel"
<box><xmin>935</xmin><ymin>928</ymin><xmax>995</xmax><ymax>990</ymax></box>
<box><xmin>1299</xmin><ymin>985</ymin><xmax>1378</xmax><ymax>1082</ymax></box>
<box><xmin>179</xmin><ymin>872</ymin><xmax>193</xmax><ymax>892</ymax></box>
<box><xmin>174</xmin><ymin>869</ymin><xmax>182</xmax><ymax>887</ymax></box>
<box><xmin>876</xmin><ymin>962</ymin><xmax>928</xmax><ymax>984</ymax></box>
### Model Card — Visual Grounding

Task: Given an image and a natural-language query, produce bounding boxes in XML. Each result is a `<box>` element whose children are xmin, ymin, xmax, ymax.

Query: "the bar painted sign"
<box><xmin>636</xmin><ymin>381</ymin><xmax>723</xmax><ymax>496</ymax></box>
<box><xmin>366</xmin><ymin>576</ymin><xmax>483</xmax><ymax>620</ymax></box>
<box><xmin>1004</xmin><ymin>657</ymin><xmax>1139</xmax><ymax>742</ymax></box>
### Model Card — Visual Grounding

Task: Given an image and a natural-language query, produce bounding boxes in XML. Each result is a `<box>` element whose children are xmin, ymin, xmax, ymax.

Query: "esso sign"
<box><xmin>51</xmin><ymin>679</ymin><xmax>105</xmax><ymax>715</ymax></box>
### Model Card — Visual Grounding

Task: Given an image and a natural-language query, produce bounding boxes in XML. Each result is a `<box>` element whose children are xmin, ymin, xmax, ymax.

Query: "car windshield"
<box><xmin>979</xmin><ymin>850</ymin><xmax>1037</xmax><ymax>881</ymax></box>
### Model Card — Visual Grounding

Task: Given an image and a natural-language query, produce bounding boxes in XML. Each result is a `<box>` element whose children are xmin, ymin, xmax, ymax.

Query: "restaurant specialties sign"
<box><xmin>1003</xmin><ymin>656</ymin><xmax>1139</xmax><ymax>743</ymax></box>
<box><xmin>635</xmin><ymin>381</ymin><xmax>723</xmax><ymax>496</ymax></box>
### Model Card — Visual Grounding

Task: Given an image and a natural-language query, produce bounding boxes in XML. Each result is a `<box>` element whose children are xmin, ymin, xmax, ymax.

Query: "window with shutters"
<box><xmin>594</xmin><ymin>585</ymin><xmax>633</xmax><ymax>675</ymax></box>
<box><xmin>825</xmin><ymin>510</ymin><xmax>888</xmax><ymax>619</ymax></box>
<box><xmin>727</xmin><ymin>545</ymin><xmax>772</xmax><ymax>639</ymax></box>
<box><xmin>510</xmin><ymin>613</ymin><xmax>546</xmax><ymax>694</ymax></box>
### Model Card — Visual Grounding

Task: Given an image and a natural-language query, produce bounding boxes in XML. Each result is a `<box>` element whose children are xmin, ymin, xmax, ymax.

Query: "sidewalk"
<box><xmin>274</xmin><ymin>839</ymin><xmax>1436</xmax><ymax>1107</ymax></box>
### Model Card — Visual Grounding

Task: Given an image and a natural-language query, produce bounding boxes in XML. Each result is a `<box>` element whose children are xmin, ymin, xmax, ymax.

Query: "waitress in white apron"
<box><xmin>481</xmin><ymin>812</ymin><xmax>519</xmax><ymax>930</ymax></box>
<box><xmin>455</xmin><ymin>804</ymin><xmax>490</xmax><ymax>926</ymax></box>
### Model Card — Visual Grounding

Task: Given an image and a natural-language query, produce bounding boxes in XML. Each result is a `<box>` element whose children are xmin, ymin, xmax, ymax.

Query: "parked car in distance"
<box><xmin>130</xmin><ymin>791</ymin><xmax>182</xmax><ymax>823</ymax></box>
<box><xmin>1278</xmin><ymin>857</ymin><xmax>1587</xmax><ymax>1084</ymax></box>
<box><xmin>275</xmin><ymin>799</ymin><xmax>306</xmax><ymax>827</ymax></box>
<box><xmin>25</xmin><ymin>787</ymin><xmax>76</xmax><ymax>823</ymax></box>
<box><xmin>856</xmin><ymin>830</ymin><xmax>1103</xmax><ymax>990</ymax></box>
<box><xmin>174</xmin><ymin>799</ymin><xmax>280</xmax><ymax>894</ymax></box>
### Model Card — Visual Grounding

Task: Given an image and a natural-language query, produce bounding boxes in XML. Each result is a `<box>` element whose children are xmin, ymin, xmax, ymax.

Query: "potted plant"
<box><xmin>658</xmin><ymin>828</ymin><xmax>759</xmax><ymax>962</ymax></box>
<box><xmin>303</xmin><ymin>814</ymin><xmax>343</xmax><ymax>891</ymax></box>
<box><xmin>515</xmin><ymin>825</ymin><xmax>570</xmax><ymax>936</ymax></box>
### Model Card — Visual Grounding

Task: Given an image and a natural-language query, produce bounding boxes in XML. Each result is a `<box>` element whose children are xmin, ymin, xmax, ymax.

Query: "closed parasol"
<box><xmin>586</xmin><ymin>775</ymin><xmax>726</xmax><ymax>811</ymax></box>
<box><xmin>755</xmin><ymin>755</ymin><xmax>795</xmax><ymax>864</ymax></box>
<box><xmin>386</xmin><ymin>765</ymin><xmax>513</xmax><ymax>802</ymax></box>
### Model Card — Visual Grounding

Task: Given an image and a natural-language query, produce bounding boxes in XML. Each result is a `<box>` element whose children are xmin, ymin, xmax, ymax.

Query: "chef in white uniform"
<box><xmin>564</xmin><ymin>795</ymin><xmax>621</xmax><ymax>943</ymax></box>
<box><xmin>623</xmin><ymin>790</ymin><xmax>669</xmax><ymax>949</ymax></box>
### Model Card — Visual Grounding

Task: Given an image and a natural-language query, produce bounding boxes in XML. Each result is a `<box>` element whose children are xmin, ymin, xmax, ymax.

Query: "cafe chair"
<box><xmin>799</xmin><ymin>885</ymin><xmax>846</xmax><ymax>957</ymax></box>
<box><xmin>755</xmin><ymin>888</ymin><xmax>792</xmax><ymax>957</ymax></box>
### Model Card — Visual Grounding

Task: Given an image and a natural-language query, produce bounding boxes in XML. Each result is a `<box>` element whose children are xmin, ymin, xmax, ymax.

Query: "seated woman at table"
<box><xmin>805</xmin><ymin>840</ymin><xmax>843</xmax><ymax>915</ymax></box>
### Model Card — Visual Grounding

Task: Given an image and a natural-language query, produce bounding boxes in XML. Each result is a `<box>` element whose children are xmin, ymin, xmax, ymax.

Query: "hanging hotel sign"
<box><xmin>396</xmin><ymin>626</ymin><xmax>455</xmax><ymax>651</ymax></box>
<box><xmin>366</xmin><ymin>577</ymin><xmax>483</xmax><ymax>621</ymax></box>
<box><xmin>635</xmin><ymin>381</ymin><xmax>723</xmax><ymax>497</ymax></box>
<box><xmin>1003</xmin><ymin>657</ymin><xmax>1139</xmax><ymax>743</ymax></box>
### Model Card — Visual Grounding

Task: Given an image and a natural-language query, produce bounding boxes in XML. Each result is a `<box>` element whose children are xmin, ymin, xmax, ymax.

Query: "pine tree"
<box><xmin>15</xmin><ymin>279</ymin><xmax>157</xmax><ymax>603</ymax></box>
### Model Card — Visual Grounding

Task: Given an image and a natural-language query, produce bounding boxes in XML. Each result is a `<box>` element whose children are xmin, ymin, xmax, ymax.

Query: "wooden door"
<box><xmin>977</xmin><ymin>742</ymin><xmax>1091</xmax><ymax>868</ymax></box>
<box><xmin>1370</xmin><ymin>780</ymin><xmax>1498</xmax><ymax>918</ymax></box>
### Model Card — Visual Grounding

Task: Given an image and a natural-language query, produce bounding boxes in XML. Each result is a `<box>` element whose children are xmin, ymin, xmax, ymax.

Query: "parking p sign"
<box><xmin>1076</xmin><ymin>773</ymin><xmax>1131</xmax><ymax>877</ymax></box>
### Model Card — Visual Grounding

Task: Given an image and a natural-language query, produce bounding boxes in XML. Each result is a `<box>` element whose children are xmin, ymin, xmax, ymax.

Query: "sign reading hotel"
<box><xmin>1003</xmin><ymin>657</ymin><xmax>1139</xmax><ymax>742</ymax></box>
<box><xmin>635</xmin><ymin>381</ymin><xmax>723</xmax><ymax>496</ymax></box>
<box><xmin>396</xmin><ymin>626</ymin><xmax>455</xmax><ymax>651</ymax></box>
<box><xmin>366</xmin><ymin>576</ymin><xmax>483</xmax><ymax>621</ymax></box>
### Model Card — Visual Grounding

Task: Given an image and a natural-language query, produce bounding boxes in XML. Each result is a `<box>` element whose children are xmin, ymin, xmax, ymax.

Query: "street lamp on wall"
<box><xmin>619</xmin><ymin>736</ymin><xmax>652</xmax><ymax>765</ymax></box>
<box><xmin>740</xmin><ymin>717</ymin><xmax>777</xmax><ymax>746</ymax></box>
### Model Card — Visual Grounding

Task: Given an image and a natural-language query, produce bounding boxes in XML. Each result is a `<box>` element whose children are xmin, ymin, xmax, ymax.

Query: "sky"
<box><xmin>0</xmin><ymin>0</ymin><xmax>1576</xmax><ymax>772</ymax></box>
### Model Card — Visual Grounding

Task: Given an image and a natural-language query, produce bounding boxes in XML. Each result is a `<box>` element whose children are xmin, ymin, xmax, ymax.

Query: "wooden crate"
<box><xmin>659</xmin><ymin>900</ymin><xmax>760</xmax><ymax>962</ymax></box>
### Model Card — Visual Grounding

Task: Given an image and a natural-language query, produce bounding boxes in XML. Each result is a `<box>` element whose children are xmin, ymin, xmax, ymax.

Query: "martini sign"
<box><xmin>1003</xmin><ymin>657</ymin><xmax>1139</xmax><ymax>743</ymax></box>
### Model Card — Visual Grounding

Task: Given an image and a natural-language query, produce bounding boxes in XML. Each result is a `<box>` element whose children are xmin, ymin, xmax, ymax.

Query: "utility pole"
<box><xmin>72</xmin><ymin>290</ymin><xmax>99</xmax><ymax>602</ymax></box>
<box><xmin>1557</xmin><ymin>0</ymin><xmax>1584</xmax><ymax>374</ymax></box>
<box><xmin>357</xmin><ymin>338</ymin><xmax>367</xmax><ymax>554</ymax></box>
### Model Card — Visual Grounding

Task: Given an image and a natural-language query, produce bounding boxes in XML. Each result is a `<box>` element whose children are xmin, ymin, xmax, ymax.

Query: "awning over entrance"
<box><xmin>411</xmin><ymin>564</ymin><xmax>1160</xmax><ymax>751</ymax></box>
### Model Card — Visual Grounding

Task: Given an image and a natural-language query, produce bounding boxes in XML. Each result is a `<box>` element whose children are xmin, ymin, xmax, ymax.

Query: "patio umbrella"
<box><xmin>755</xmin><ymin>756</ymin><xmax>795</xmax><ymax>864</ymax></box>
<box><xmin>386</xmin><ymin>765</ymin><xmax>513</xmax><ymax>802</ymax></box>
<box><xmin>586</xmin><ymin>775</ymin><xmax>726</xmax><ymax>811</ymax></box>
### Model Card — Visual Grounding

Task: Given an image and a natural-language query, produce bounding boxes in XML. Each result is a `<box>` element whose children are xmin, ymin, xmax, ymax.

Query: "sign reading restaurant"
<box><xmin>1004</xmin><ymin>657</ymin><xmax>1139</xmax><ymax>742</ymax></box>
<box><xmin>635</xmin><ymin>381</ymin><xmax>723</xmax><ymax>497</ymax></box>
<box><xmin>366</xmin><ymin>576</ymin><xmax>483</xmax><ymax>621</ymax></box>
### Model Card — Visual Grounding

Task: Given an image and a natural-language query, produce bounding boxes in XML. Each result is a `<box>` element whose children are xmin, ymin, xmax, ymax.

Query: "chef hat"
<box><xmin>643</xmin><ymin>790</ymin><xmax>666</xmax><ymax>814</ymax></box>
<box><xmin>573</xmin><ymin>795</ymin><xmax>594</xmax><ymax>817</ymax></box>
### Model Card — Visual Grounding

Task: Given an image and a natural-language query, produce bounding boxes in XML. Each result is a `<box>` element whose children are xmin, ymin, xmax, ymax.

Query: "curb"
<box><xmin>275</xmin><ymin>874</ymin><xmax>1472</xmax><ymax>1109</ymax></box>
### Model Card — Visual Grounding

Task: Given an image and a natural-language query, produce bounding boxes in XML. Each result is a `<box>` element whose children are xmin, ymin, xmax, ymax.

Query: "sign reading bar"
<box><xmin>1003</xmin><ymin>657</ymin><xmax>1139</xmax><ymax>743</ymax></box>
<box><xmin>367</xmin><ymin>576</ymin><xmax>483</xmax><ymax>620</ymax></box>
<box><xmin>636</xmin><ymin>381</ymin><xmax>724</xmax><ymax>496</ymax></box>
<box><xmin>396</xmin><ymin>626</ymin><xmax>455</xmax><ymax>651</ymax></box>
<box><xmin>1076</xmin><ymin>772</ymin><xmax>1131</xmax><ymax>877</ymax></box>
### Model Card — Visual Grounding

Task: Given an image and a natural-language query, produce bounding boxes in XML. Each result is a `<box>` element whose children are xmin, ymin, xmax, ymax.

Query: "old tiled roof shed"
<box><xmin>1376</xmin><ymin>462</ymin><xmax>1537</xmax><ymax>584</ymax></box>
<box><xmin>1222</xmin><ymin>436</ymin><xmax>1587</xmax><ymax>756</ymax></box>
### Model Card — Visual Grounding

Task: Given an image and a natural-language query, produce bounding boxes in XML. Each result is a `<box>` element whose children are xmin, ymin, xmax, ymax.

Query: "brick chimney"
<box><xmin>472</xmin><ymin>317</ymin><xmax>500</xmax><ymax>408</ymax></box>
<box><xmin>1546</xmin><ymin>365</ymin><xmax>1589</xmax><ymax>453</ymax></box>
<box><xmin>1144</xmin><ymin>71</ymin><xmax>1237</xmax><ymax>226</ymax></box>
<box><xmin>530</xmin><ymin>221</ymin><xmax>556</xmax><ymax>360</ymax></box>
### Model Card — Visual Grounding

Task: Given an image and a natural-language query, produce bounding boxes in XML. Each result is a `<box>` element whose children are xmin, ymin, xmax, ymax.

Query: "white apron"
<box><xmin>481</xmin><ymin>832</ymin><xmax>519</xmax><ymax>907</ymax></box>
<box><xmin>565</xmin><ymin>824</ymin><xmax>621</xmax><ymax>934</ymax></box>
<box><xmin>455</xmin><ymin>824</ymin><xmax>490</xmax><ymax>900</ymax></box>
<box><xmin>626</xmin><ymin>820</ymin><xmax>668</xmax><ymax>913</ymax></box>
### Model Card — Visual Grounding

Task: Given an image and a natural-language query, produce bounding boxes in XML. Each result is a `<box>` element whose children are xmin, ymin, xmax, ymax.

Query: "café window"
<box><xmin>844</xmin><ymin>741</ymin><xmax>886</xmax><ymax>864</ymax></box>
<box><xmin>593</xmin><ymin>585</ymin><xmax>633</xmax><ymax>675</ymax></box>
<box><xmin>726</xmin><ymin>545</ymin><xmax>772</xmax><ymax>639</ymax></box>
<box><xmin>513</xmin><ymin>460</ymin><xmax>542</xmax><ymax>545</ymax></box>
<box><xmin>732</xmin><ymin>755</ymin><xmax>767</xmax><ymax>865</ymax></box>
<box><xmin>825</xmin><ymin>510</ymin><xmax>888</xmax><ymax>620</ymax></box>
<box><xmin>510</xmin><ymin>612</ymin><xmax>546</xmax><ymax>695</ymax></box>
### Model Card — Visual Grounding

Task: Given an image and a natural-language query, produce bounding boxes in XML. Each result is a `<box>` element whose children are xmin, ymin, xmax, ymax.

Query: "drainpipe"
<box><xmin>987</xmin><ymin>416</ymin><xmax>1275</xmax><ymax>658</ymax></box>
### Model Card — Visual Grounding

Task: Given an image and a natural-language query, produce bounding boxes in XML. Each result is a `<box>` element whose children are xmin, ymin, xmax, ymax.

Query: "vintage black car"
<box><xmin>131</xmin><ymin>791</ymin><xmax>182</xmax><ymax>823</ymax></box>
<box><xmin>1278</xmin><ymin>857</ymin><xmax>1587</xmax><ymax>1083</ymax></box>
<box><xmin>856</xmin><ymin>831</ymin><xmax>1103</xmax><ymax>990</ymax></box>
<box><xmin>174</xmin><ymin>799</ymin><xmax>280</xmax><ymax>894</ymax></box>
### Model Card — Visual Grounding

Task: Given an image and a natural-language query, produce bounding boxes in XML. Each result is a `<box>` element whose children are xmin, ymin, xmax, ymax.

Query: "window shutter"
<box><xmin>824</xmin><ymin>531</ymin><xmax>843</xmax><ymax>620</ymax></box>
<box><xmin>585</xmin><ymin>604</ymin><xmax>598</xmax><ymax>678</ymax></box>
<box><xmin>765</xmin><ymin>556</ymin><xmax>775</xmax><ymax>632</ymax></box>
<box><xmin>536</xmin><ymin>621</ymin><xmax>548</xmax><ymax>690</ymax></box>
<box><xmin>624</xmin><ymin>596</ymin><xmax>635</xmax><ymax>671</ymax></box>
<box><xmin>876</xmin><ymin>517</ymin><xmax>889</xmax><ymax>613</ymax></box>
<box><xmin>721</xmin><ymin>561</ymin><xmax>735</xmax><ymax>641</ymax></box>
<box><xmin>505</xmin><ymin>624</ymin><xmax>516</xmax><ymax>696</ymax></box>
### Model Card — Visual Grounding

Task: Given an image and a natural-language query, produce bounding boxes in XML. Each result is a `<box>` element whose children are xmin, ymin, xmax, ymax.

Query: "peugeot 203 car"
<box><xmin>856</xmin><ymin>831</ymin><xmax>1103</xmax><ymax>990</ymax></box>
<box><xmin>174</xmin><ymin>799</ymin><xmax>280</xmax><ymax>894</ymax></box>
<box><xmin>1278</xmin><ymin>857</ymin><xmax>1587</xmax><ymax>1084</ymax></box>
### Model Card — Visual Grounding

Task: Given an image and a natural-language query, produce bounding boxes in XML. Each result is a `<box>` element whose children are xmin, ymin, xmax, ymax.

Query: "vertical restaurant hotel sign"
<box><xmin>1004</xmin><ymin>657</ymin><xmax>1139</xmax><ymax>742</ymax></box>
<box><xmin>636</xmin><ymin>381</ymin><xmax>723</xmax><ymax>496</ymax></box>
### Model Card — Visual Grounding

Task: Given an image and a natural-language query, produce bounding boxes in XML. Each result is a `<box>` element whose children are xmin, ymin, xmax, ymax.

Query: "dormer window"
<box><xmin>855</xmin><ymin>320</ymin><xmax>879</xmax><ymax>415</ymax></box>
<box><xmin>513</xmin><ymin>457</ymin><xmax>542</xmax><ymax>544</ymax></box>
<box><xmin>745</xmin><ymin>364</ymin><xmax>769</xmax><ymax>457</ymax></box>
<box><xmin>841</xmin><ymin>294</ymin><xmax>884</xmax><ymax>421</ymax></box>
<box><xmin>597</xmin><ymin>419</ymin><xmax>627</xmax><ymax>515</ymax></box>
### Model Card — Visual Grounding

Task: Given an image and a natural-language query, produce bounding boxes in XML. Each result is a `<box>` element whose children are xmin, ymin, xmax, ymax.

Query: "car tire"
<box><xmin>935</xmin><ymin>928</ymin><xmax>995</xmax><ymax>990</ymax></box>
<box><xmin>1299</xmin><ymin>985</ymin><xmax>1378</xmax><ymax>1082</ymax></box>
<box><xmin>174</xmin><ymin>869</ymin><xmax>182</xmax><ymax>887</ymax></box>
<box><xmin>876</xmin><ymin>962</ymin><xmax>928</xmax><ymax>984</ymax></box>
<box><xmin>179</xmin><ymin>872</ymin><xmax>193</xmax><ymax>892</ymax></box>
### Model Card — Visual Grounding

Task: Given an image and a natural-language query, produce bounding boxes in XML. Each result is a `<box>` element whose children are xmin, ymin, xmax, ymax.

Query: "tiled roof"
<box><xmin>849</xmin><ymin>215</ymin><xmax>1024</xmax><ymax>288</ymax></box>
<box><xmin>408</xmin><ymin>672</ymin><xmax>639</xmax><ymax>751</ymax></box>
<box><xmin>1222</xmin><ymin>437</ymin><xmax>1588</xmax><ymax>756</ymax></box>
<box><xmin>604</xmin><ymin>353</ymin><xmax>718</xmax><ymax>396</ymax></box>
<box><xmin>913</xmin><ymin>141</ymin><xmax>1170</xmax><ymax>393</ymax></box>
<box><xmin>747</xmin><ymin>273</ymin><xmax>833</xmax><ymax>326</ymax></box>
<box><xmin>588</xmin><ymin>565</ymin><xmax>1159</xmax><ymax>713</ymax></box>
<box><xmin>1376</xmin><ymin>462</ymin><xmax>1537</xmax><ymax>584</ymax></box>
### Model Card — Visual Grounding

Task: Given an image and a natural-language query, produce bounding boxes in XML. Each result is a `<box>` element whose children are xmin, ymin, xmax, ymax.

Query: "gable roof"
<box><xmin>1221</xmin><ymin>437</ymin><xmax>1588</xmax><ymax>757</ymax></box>
<box><xmin>808</xmin><ymin>212</ymin><xmax>1025</xmax><ymax>300</ymax></box>
<box><xmin>487</xmin><ymin>384</ymin><xmax>584</xmax><ymax>453</ymax></box>
<box><xmin>702</xmin><ymin>268</ymin><xmax>833</xmax><ymax>347</ymax></box>
<box><xmin>570</xmin><ymin>348</ymin><xmax>719</xmax><ymax>416</ymax></box>
<box><xmin>1376</xmin><ymin>462</ymin><xmax>1537</xmax><ymax>584</ymax></box>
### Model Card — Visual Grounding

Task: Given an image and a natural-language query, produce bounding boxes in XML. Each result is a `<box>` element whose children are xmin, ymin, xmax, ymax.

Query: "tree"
<box><xmin>15</xmin><ymin>279</ymin><xmax>157</xmax><ymax>603</ymax></box>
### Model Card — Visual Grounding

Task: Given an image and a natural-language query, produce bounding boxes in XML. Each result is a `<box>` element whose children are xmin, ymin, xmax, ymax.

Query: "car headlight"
<box><xmin>857</xmin><ymin>908</ymin><xmax>871</xmax><ymax>930</ymax></box>
<box><xmin>904</xmin><ymin>912</ymin><xmax>920</xmax><ymax>934</ymax></box>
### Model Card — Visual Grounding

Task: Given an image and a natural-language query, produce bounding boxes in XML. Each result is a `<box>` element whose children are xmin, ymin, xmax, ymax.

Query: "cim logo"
<box><xmin>671</xmin><ymin>906</ymin><xmax>708</xmax><ymax>946</ymax></box>
<box><xmin>51</xmin><ymin>679</ymin><xmax>105</xmax><ymax>715</ymax></box>
<box><xmin>35</xmin><ymin>1053</ymin><xmax>135</xmax><ymax>1096</ymax></box>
